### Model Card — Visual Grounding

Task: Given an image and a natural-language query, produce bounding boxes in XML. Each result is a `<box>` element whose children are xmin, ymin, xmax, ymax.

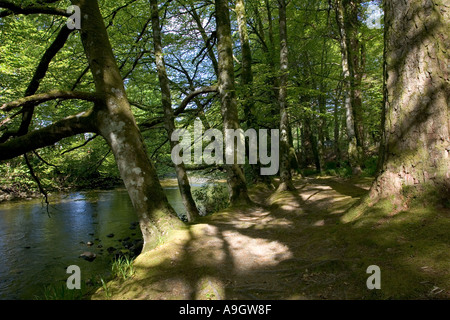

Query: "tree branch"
<box><xmin>176</xmin><ymin>85</ymin><xmax>218</xmax><ymax>115</ymax></box>
<box><xmin>61</xmin><ymin>134</ymin><xmax>99</xmax><ymax>155</ymax></box>
<box><xmin>0</xmin><ymin>0</ymin><xmax>69</xmax><ymax>17</ymax></box>
<box><xmin>0</xmin><ymin>111</ymin><xmax>97</xmax><ymax>161</ymax></box>
<box><xmin>1</xmin><ymin>25</ymin><xmax>74</xmax><ymax>143</ymax></box>
<box><xmin>139</xmin><ymin>85</ymin><xmax>218</xmax><ymax>129</ymax></box>
<box><xmin>1</xmin><ymin>91</ymin><xmax>104</xmax><ymax>112</ymax></box>
<box><xmin>24</xmin><ymin>153</ymin><xmax>50</xmax><ymax>216</ymax></box>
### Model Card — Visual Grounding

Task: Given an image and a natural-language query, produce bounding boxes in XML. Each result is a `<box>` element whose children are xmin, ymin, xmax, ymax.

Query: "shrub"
<box><xmin>192</xmin><ymin>183</ymin><xmax>229</xmax><ymax>216</ymax></box>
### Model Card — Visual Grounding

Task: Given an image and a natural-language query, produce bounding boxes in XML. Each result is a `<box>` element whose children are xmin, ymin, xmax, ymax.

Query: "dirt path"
<box><xmin>92</xmin><ymin>176</ymin><xmax>450</xmax><ymax>300</ymax></box>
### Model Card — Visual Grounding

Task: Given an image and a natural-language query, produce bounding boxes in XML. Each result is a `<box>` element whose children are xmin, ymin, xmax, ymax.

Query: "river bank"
<box><xmin>0</xmin><ymin>177</ymin><xmax>225</xmax><ymax>299</ymax></box>
<box><xmin>0</xmin><ymin>174</ymin><xmax>223</xmax><ymax>203</ymax></box>
<box><xmin>0</xmin><ymin>176</ymin><xmax>124</xmax><ymax>203</ymax></box>
<box><xmin>91</xmin><ymin>176</ymin><xmax>450</xmax><ymax>300</ymax></box>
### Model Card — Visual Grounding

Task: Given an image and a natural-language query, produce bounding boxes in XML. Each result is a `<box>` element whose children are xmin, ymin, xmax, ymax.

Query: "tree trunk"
<box><xmin>235</xmin><ymin>0</ymin><xmax>270</xmax><ymax>185</ymax></box>
<box><xmin>277</xmin><ymin>0</ymin><xmax>295</xmax><ymax>192</ymax></box>
<box><xmin>215</xmin><ymin>0</ymin><xmax>251</xmax><ymax>205</ymax></box>
<box><xmin>150</xmin><ymin>0</ymin><xmax>200</xmax><ymax>222</ymax></box>
<box><xmin>335</xmin><ymin>0</ymin><xmax>362</xmax><ymax>175</ymax></box>
<box><xmin>345</xmin><ymin>0</ymin><xmax>366</xmax><ymax>155</ymax></box>
<box><xmin>369</xmin><ymin>0</ymin><xmax>450</xmax><ymax>204</ymax></box>
<box><xmin>333</xmin><ymin>96</ymin><xmax>342</xmax><ymax>162</ymax></box>
<box><xmin>74</xmin><ymin>0</ymin><xmax>183</xmax><ymax>252</ymax></box>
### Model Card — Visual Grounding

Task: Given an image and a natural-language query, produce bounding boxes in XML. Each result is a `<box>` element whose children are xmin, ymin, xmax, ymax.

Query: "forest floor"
<box><xmin>91</xmin><ymin>176</ymin><xmax>450</xmax><ymax>300</ymax></box>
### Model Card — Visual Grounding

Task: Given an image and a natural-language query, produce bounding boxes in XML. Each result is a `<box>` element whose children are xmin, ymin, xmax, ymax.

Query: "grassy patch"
<box><xmin>112</xmin><ymin>256</ymin><xmax>136</xmax><ymax>281</ymax></box>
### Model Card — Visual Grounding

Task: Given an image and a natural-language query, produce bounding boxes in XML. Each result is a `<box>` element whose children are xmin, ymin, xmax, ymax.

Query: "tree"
<box><xmin>335</xmin><ymin>0</ymin><xmax>363</xmax><ymax>174</ymax></box>
<box><xmin>215</xmin><ymin>0</ymin><xmax>252</xmax><ymax>205</ymax></box>
<box><xmin>150</xmin><ymin>0</ymin><xmax>200</xmax><ymax>222</ymax></box>
<box><xmin>368</xmin><ymin>0</ymin><xmax>449</xmax><ymax>204</ymax></box>
<box><xmin>276</xmin><ymin>0</ymin><xmax>295</xmax><ymax>192</ymax></box>
<box><xmin>0</xmin><ymin>0</ymin><xmax>183</xmax><ymax>252</ymax></box>
<box><xmin>235</xmin><ymin>0</ymin><xmax>269</xmax><ymax>184</ymax></box>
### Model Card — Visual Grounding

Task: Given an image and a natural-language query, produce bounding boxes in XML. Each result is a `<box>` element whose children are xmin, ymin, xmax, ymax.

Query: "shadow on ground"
<box><xmin>91</xmin><ymin>176</ymin><xmax>450</xmax><ymax>300</ymax></box>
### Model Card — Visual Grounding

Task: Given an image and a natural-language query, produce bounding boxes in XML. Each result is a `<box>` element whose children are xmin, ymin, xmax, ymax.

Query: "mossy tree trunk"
<box><xmin>150</xmin><ymin>0</ymin><xmax>200</xmax><ymax>222</ymax></box>
<box><xmin>215</xmin><ymin>0</ymin><xmax>251</xmax><ymax>205</ymax></box>
<box><xmin>235</xmin><ymin>0</ymin><xmax>270</xmax><ymax>185</ymax></box>
<box><xmin>74</xmin><ymin>0</ymin><xmax>183</xmax><ymax>251</ymax></box>
<box><xmin>345</xmin><ymin>0</ymin><xmax>366</xmax><ymax>156</ymax></box>
<box><xmin>277</xmin><ymin>0</ymin><xmax>296</xmax><ymax>192</ymax></box>
<box><xmin>335</xmin><ymin>0</ymin><xmax>363</xmax><ymax>175</ymax></box>
<box><xmin>369</xmin><ymin>0</ymin><xmax>449</xmax><ymax>204</ymax></box>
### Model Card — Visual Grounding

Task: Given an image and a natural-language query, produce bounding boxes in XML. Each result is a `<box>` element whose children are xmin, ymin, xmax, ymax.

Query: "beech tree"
<box><xmin>368</xmin><ymin>0</ymin><xmax>449</xmax><ymax>204</ymax></box>
<box><xmin>335</xmin><ymin>0</ymin><xmax>363</xmax><ymax>175</ymax></box>
<box><xmin>276</xmin><ymin>0</ymin><xmax>295</xmax><ymax>192</ymax></box>
<box><xmin>215</xmin><ymin>0</ymin><xmax>252</xmax><ymax>204</ymax></box>
<box><xmin>0</xmin><ymin>0</ymin><xmax>183</xmax><ymax>252</ymax></box>
<box><xmin>150</xmin><ymin>0</ymin><xmax>200</xmax><ymax>222</ymax></box>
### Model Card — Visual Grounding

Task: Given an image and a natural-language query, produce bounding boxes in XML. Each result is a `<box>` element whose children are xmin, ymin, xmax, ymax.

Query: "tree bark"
<box><xmin>276</xmin><ymin>0</ymin><xmax>295</xmax><ymax>192</ymax></box>
<box><xmin>369</xmin><ymin>0</ymin><xmax>450</xmax><ymax>204</ymax></box>
<box><xmin>0</xmin><ymin>111</ymin><xmax>96</xmax><ymax>160</ymax></box>
<box><xmin>215</xmin><ymin>0</ymin><xmax>251</xmax><ymax>205</ymax></box>
<box><xmin>345</xmin><ymin>0</ymin><xmax>365</xmax><ymax>155</ymax></box>
<box><xmin>0</xmin><ymin>1</ymin><xmax>69</xmax><ymax>17</ymax></box>
<box><xmin>235</xmin><ymin>0</ymin><xmax>270</xmax><ymax>184</ymax></box>
<box><xmin>73</xmin><ymin>0</ymin><xmax>183</xmax><ymax>251</ymax></box>
<box><xmin>333</xmin><ymin>95</ymin><xmax>342</xmax><ymax>163</ymax></box>
<box><xmin>335</xmin><ymin>0</ymin><xmax>363</xmax><ymax>175</ymax></box>
<box><xmin>150</xmin><ymin>0</ymin><xmax>200</xmax><ymax>222</ymax></box>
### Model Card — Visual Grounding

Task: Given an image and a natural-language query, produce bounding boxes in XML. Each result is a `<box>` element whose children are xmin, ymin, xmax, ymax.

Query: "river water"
<box><xmin>0</xmin><ymin>183</ymin><xmax>203</xmax><ymax>300</ymax></box>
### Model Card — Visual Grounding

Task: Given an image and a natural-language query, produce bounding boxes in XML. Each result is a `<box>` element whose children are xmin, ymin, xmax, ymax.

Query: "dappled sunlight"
<box><xmin>91</xmin><ymin>177</ymin><xmax>449</xmax><ymax>300</ymax></box>
<box><xmin>221</xmin><ymin>230</ymin><xmax>293</xmax><ymax>272</ymax></box>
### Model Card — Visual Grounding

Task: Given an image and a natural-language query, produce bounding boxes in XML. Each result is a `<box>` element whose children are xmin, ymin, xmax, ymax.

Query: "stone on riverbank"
<box><xmin>79</xmin><ymin>251</ymin><xmax>96</xmax><ymax>262</ymax></box>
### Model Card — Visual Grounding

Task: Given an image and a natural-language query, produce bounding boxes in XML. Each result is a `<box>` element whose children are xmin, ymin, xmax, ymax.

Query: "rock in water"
<box><xmin>107</xmin><ymin>247</ymin><xmax>117</xmax><ymax>254</ymax></box>
<box><xmin>80</xmin><ymin>251</ymin><xmax>96</xmax><ymax>262</ymax></box>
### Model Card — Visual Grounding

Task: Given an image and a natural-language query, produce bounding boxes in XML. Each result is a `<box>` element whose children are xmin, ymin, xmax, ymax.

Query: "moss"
<box><xmin>90</xmin><ymin>176</ymin><xmax>450</xmax><ymax>300</ymax></box>
<box><xmin>401</xmin><ymin>183</ymin><xmax>450</xmax><ymax>209</ymax></box>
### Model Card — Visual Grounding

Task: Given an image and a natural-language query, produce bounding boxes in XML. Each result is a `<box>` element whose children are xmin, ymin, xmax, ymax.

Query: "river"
<box><xmin>0</xmin><ymin>181</ymin><xmax>208</xmax><ymax>300</ymax></box>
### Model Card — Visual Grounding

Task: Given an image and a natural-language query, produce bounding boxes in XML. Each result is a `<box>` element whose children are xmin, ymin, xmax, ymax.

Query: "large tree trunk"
<box><xmin>150</xmin><ymin>0</ymin><xmax>200</xmax><ymax>222</ymax></box>
<box><xmin>215</xmin><ymin>0</ymin><xmax>251</xmax><ymax>205</ymax></box>
<box><xmin>276</xmin><ymin>0</ymin><xmax>295</xmax><ymax>192</ymax></box>
<box><xmin>369</xmin><ymin>0</ymin><xmax>449</xmax><ymax>204</ymax></box>
<box><xmin>74</xmin><ymin>0</ymin><xmax>183</xmax><ymax>252</ymax></box>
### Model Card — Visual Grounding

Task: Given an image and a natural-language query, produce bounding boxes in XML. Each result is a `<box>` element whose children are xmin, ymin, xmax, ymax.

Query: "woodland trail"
<box><xmin>92</xmin><ymin>176</ymin><xmax>450</xmax><ymax>300</ymax></box>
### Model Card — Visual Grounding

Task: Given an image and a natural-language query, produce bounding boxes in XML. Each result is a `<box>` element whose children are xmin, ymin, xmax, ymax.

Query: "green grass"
<box><xmin>111</xmin><ymin>256</ymin><xmax>136</xmax><ymax>281</ymax></box>
<box><xmin>100</xmin><ymin>277</ymin><xmax>112</xmax><ymax>299</ymax></box>
<box><xmin>37</xmin><ymin>282</ymin><xmax>87</xmax><ymax>300</ymax></box>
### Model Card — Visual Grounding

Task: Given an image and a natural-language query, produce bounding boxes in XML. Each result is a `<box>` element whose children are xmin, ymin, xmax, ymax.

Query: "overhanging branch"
<box><xmin>0</xmin><ymin>1</ymin><xmax>69</xmax><ymax>17</ymax></box>
<box><xmin>1</xmin><ymin>91</ymin><xmax>104</xmax><ymax>112</ymax></box>
<box><xmin>0</xmin><ymin>111</ymin><xmax>97</xmax><ymax>161</ymax></box>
